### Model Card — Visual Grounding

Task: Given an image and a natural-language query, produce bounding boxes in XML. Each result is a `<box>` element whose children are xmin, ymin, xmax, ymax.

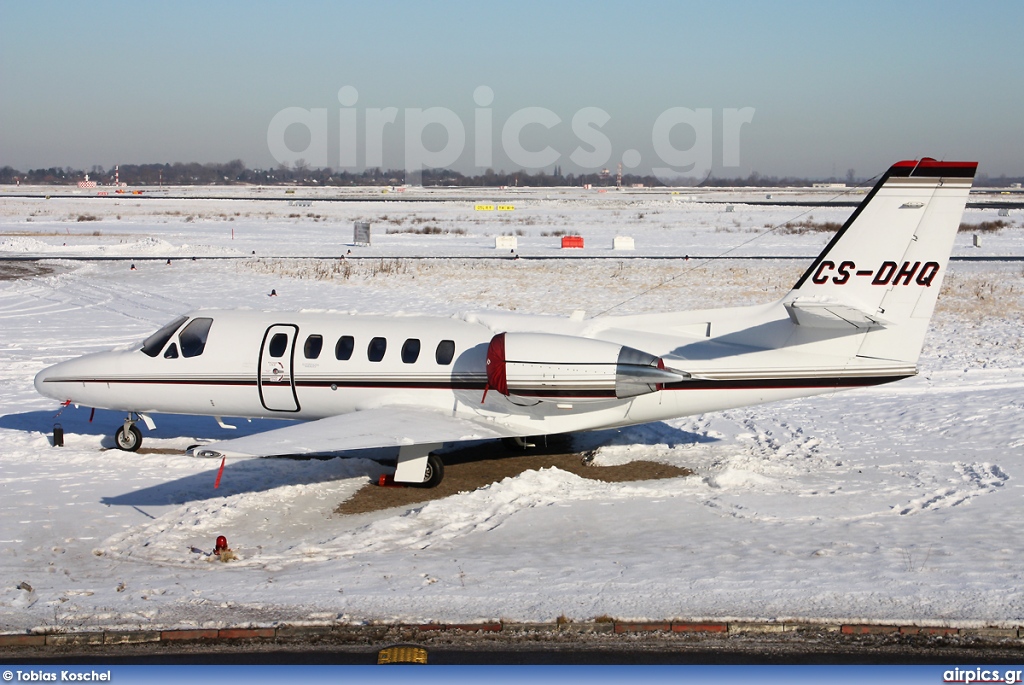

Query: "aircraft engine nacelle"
<box><xmin>484</xmin><ymin>332</ymin><xmax>686</xmax><ymax>402</ymax></box>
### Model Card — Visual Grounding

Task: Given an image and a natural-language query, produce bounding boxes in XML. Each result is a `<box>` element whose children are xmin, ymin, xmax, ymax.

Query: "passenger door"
<box><xmin>258</xmin><ymin>324</ymin><xmax>300</xmax><ymax>412</ymax></box>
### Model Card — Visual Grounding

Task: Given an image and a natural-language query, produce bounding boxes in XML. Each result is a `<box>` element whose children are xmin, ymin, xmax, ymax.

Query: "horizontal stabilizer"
<box><xmin>785</xmin><ymin>298</ymin><xmax>889</xmax><ymax>329</ymax></box>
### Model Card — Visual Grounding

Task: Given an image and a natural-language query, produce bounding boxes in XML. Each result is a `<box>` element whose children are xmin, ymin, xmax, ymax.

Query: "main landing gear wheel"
<box><xmin>414</xmin><ymin>453</ymin><xmax>444</xmax><ymax>489</ymax></box>
<box><xmin>115</xmin><ymin>424</ymin><xmax>142</xmax><ymax>452</ymax></box>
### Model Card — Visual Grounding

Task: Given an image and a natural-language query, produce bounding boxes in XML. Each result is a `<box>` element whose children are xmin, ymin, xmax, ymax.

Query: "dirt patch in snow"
<box><xmin>336</xmin><ymin>438</ymin><xmax>693</xmax><ymax>515</ymax></box>
<box><xmin>0</xmin><ymin>261</ymin><xmax>57</xmax><ymax>281</ymax></box>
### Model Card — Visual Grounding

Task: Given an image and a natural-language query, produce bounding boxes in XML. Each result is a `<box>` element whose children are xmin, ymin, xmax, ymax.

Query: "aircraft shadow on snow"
<box><xmin>97</xmin><ymin>456</ymin><xmax>392</xmax><ymax>508</ymax></box>
<box><xmin>0</xmin><ymin>406</ymin><xmax>292</xmax><ymax>446</ymax></box>
<box><xmin>3</xmin><ymin>406</ymin><xmax>715</xmax><ymax>508</ymax></box>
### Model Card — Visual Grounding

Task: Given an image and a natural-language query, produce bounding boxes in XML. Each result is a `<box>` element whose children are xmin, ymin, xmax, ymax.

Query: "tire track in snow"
<box><xmin>97</xmin><ymin>467</ymin><xmax>704</xmax><ymax>566</ymax></box>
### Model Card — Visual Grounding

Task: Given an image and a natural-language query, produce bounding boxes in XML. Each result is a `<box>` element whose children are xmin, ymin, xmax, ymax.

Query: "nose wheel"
<box><xmin>114</xmin><ymin>418</ymin><xmax>143</xmax><ymax>452</ymax></box>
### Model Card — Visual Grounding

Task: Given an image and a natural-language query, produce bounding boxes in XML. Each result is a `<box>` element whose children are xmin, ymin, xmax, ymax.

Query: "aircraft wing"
<box><xmin>192</xmin><ymin>406</ymin><xmax>521</xmax><ymax>458</ymax></box>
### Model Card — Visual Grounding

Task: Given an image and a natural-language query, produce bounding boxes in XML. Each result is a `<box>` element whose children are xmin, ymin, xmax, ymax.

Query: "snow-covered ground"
<box><xmin>1</xmin><ymin>190</ymin><xmax>1022</xmax><ymax>633</ymax></box>
<box><xmin>3</xmin><ymin>184</ymin><xmax>1022</xmax><ymax>259</ymax></box>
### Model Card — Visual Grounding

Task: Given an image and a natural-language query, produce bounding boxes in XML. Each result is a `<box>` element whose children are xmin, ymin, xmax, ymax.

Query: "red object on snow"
<box><xmin>214</xmin><ymin>535</ymin><xmax>228</xmax><ymax>555</ymax></box>
<box><xmin>214</xmin><ymin>456</ymin><xmax>226</xmax><ymax>489</ymax></box>
<box><xmin>561</xmin><ymin>235</ymin><xmax>584</xmax><ymax>248</ymax></box>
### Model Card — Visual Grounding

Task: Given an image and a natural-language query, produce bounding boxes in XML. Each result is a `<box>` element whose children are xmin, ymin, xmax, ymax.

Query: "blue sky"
<box><xmin>2</xmin><ymin>0</ymin><xmax>1022</xmax><ymax>178</ymax></box>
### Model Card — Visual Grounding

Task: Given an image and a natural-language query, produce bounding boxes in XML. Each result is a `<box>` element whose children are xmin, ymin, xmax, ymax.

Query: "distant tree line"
<box><xmin>1</xmin><ymin>162</ymin><xmax>1021</xmax><ymax>188</ymax></box>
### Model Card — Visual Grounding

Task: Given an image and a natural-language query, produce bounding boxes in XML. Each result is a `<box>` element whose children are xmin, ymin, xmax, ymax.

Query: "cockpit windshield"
<box><xmin>179</xmin><ymin>318</ymin><xmax>213</xmax><ymax>358</ymax></box>
<box><xmin>140</xmin><ymin>316</ymin><xmax>187</xmax><ymax>357</ymax></box>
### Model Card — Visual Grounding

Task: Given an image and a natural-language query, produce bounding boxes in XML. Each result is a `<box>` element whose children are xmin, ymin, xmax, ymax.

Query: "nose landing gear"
<box><xmin>114</xmin><ymin>414</ymin><xmax>145</xmax><ymax>451</ymax></box>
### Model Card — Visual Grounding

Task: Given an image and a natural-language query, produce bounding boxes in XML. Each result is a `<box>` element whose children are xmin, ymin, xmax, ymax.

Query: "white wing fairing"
<box><xmin>34</xmin><ymin>158</ymin><xmax>978</xmax><ymax>487</ymax></box>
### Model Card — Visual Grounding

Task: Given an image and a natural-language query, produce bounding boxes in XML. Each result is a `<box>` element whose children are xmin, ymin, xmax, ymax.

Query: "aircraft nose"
<box><xmin>34</xmin><ymin>361</ymin><xmax>69</xmax><ymax>400</ymax></box>
<box><xmin>35</xmin><ymin>364</ymin><xmax>55</xmax><ymax>398</ymax></box>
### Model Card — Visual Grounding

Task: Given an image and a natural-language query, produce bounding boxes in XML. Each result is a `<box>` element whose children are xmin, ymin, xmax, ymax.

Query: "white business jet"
<box><xmin>35</xmin><ymin>158</ymin><xmax>977</xmax><ymax>487</ymax></box>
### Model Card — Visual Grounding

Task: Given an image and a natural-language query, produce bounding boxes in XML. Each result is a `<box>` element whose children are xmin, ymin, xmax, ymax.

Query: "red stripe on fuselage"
<box><xmin>45</xmin><ymin>373</ymin><xmax>912</xmax><ymax>395</ymax></box>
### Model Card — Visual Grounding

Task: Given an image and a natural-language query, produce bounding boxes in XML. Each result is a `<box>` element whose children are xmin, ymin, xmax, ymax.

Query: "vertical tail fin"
<box><xmin>786</xmin><ymin>158</ymin><xmax>977</xmax><ymax>363</ymax></box>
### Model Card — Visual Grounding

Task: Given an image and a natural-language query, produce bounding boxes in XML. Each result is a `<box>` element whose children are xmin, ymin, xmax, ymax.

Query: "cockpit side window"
<box><xmin>164</xmin><ymin>343</ymin><xmax>179</xmax><ymax>359</ymax></box>
<box><xmin>179</xmin><ymin>318</ymin><xmax>214</xmax><ymax>358</ymax></box>
<box><xmin>141</xmin><ymin>316</ymin><xmax>187</xmax><ymax>357</ymax></box>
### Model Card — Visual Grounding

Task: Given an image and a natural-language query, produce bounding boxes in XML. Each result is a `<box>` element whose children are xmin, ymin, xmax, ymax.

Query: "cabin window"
<box><xmin>163</xmin><ymin>343</ymin><xmax>179</xmax><ymax>359</ymax></box>
<box><xmin>179</xmin><ymin>318</ymin><xmax>214</xmax><ymax>358</ymax></box>
<box><xmin>435</xmin><ymin>340</ymin><xmax>455</xmax><ymax>365</ymax></box>
<box><xmin>335</xmin><ymin>336</ymin><xmax>354</xmax><ymax>360</ymax></box>
<box><xmin>268</xmin><ymin>333</ymin><xmax>289</xmax><ymax>358</ymax></box>
<box><xmin>141</xmin><ymin>315</ymin><xmax>187</xmax><ymax>357</ymax></box>
<box><xmin>303</xmin><ymin>335</ymin><xmax>323</xmax><ymax>359</ymax></box>
<box><xmin>401</xmin><ymin>338</ymin><xmax>421</xmax><ymax>363</ymax></box>
<box><xmin>367</xmin><ymin>337</ymin><xmax>387</xmax><ymax>362</ymax></box>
